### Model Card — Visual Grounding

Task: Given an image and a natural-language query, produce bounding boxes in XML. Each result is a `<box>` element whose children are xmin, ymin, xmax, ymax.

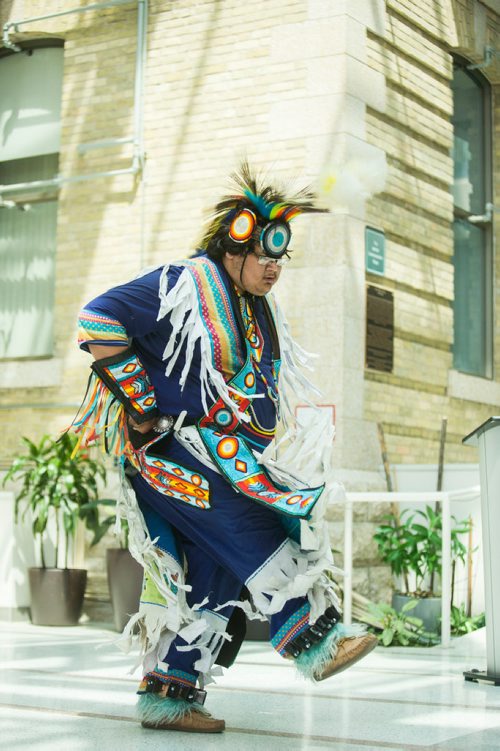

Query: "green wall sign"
<box><xmin>365</xmin><ymin>227</ymin><xmax>385</xmax><ymax>276</ymax></box>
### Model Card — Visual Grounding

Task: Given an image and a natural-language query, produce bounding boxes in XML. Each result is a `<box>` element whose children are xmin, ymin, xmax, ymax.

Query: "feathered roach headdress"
<box><xmin>200</xmin><ymin>161</ymin><xmax>327</xmax><ymax>260</ymax></box>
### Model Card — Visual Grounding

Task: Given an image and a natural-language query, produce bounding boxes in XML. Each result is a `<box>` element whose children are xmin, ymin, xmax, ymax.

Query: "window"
<box><xmin>0</xmin><ymin>46</ymin><xmax>63</xmax><ymax>359</ymax></box>
<box><xmin>451</xmin><ymin>60</ymin><xmax>493</xmax><ymax>378</ymax></box>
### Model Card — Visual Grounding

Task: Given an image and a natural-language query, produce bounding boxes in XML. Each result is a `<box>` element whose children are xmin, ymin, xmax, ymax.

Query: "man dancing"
<box><xmin>72</xmin><ymin>163</ymin><xmax>376</xmax><ymax>733</ymax></box>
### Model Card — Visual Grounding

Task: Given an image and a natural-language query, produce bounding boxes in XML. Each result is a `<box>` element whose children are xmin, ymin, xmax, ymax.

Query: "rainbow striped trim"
<box><xmin>271</xmin><ymin>603</ymin><xmax>310</xmax><ymax>655</ymax></box>
<box><xmin>183</xmin><ymin>258</ymin><xmax>244</xmax><ymax>379</ymax></box>
<box><xmin>78</xmin><ymin>308</ymin><xmax>128</xmax><ymax>349</ymax></box>
<box><xmin>138</xmin><ymin>666</ymin><xmax>197</xmax><ymax>693</ymax></box>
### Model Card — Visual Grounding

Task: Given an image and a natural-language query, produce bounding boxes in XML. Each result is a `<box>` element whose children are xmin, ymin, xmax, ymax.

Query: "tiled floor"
<box><xmin>1</xmin><ymin>620</ymin><xmax>499</xmax><ymax>750</ymax></box>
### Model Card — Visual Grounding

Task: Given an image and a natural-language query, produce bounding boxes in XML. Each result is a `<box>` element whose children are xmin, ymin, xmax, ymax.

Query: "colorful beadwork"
<box><xmin>139</xmin><ymin>666</ymin><xmax>198</xmax><ymax>691</ymax></box>
<box><xmin>137</xmin><ymin>445</ymin><xmax>211</xmax><ymax>510</ymax></box>
<box><xmin>259</xmin><ymin>220</ymin><xmax>291</xmax><ymax>258</ymax></box>
<box><xmin>183</xmin><ymin>258</ymin><xmax>245</xmax><ymax>379</ymax></box>
<box><xmin>238</xmin><ymin>293</ymin><xmax>264</xmax><ymax>363</ymax></box>
<box><xmin>70</xmin><ymin>348</ymin><xmax>158</xmax><ymax>456</ymax></box>
<box><xmin>198</xmin><ymin>426</ymin><xmax>322</xmax><ymax>518</ymax></box>
<box><xmin>236</xmin><ymin>290</ymin><xmax>279</xmax><ymax>429</ymax></box>
<box><xmin>98</xmin><ymin>352</ymin><xmax>157</xmax><ymax>417</ymax></box>
<box><xmin>229</xmin><ymin>208</ymin><xmax>256</xmax><ymax>242</ymax></box>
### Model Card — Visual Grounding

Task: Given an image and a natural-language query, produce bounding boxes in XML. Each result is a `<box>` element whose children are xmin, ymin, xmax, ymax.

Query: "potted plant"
<box><xmin>374</xmin><ymin>505</ymin><xmax>471</xmax><ymax>633</ymax></box>
<box><xmin>79</xmin><ymin>498</ymin><xmax>144</xmax><ymax>632</ymax></box>
<box><xmin>98</xmin><ymin>509</ymin><xmax>143</xmax><ymax>632</ymax></box>
<box><xmin>106</xmin><ymin>520</ymin><xmax>143</xmax><ymax>632</ymax></box>
<box><xmin>2</xmin><ymin>433</ymin><xmax>112</xmax><ymax>626</ymax></box>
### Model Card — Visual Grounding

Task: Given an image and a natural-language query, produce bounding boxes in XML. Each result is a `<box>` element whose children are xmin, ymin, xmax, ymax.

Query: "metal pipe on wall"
<box><xmin>1</xmin><ymin>0</ymin><xmax>147</xmax><ymax>196</ymax></box>
<box><xmin>2</xmin><ymin>0</ymin><xmax>137</xmax><ymax>51</ymax></box>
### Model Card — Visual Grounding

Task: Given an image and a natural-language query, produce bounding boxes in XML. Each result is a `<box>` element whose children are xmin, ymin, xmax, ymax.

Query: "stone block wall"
<box><xmin>364</xmin><ymin>0</ymin><xmax>500</xmax><ymax>470</ymax></box>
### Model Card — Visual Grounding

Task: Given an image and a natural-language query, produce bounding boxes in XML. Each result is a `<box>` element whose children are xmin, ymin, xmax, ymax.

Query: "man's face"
<box><xmin>223</xmin><ymin>244</ymin><xmax>283</xmax><ymax>296</ymax></box>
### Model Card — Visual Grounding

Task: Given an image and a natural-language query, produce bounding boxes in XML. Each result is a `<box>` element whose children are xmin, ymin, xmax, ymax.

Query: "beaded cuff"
<box><xmin>282</xmin><ymin>605</ymin><xmax>341</xmax><ymax>658</ymax></box>
<box><xmin>137</xmin><ymin>676</ymin><xmax>207</xmax><ymax>706</ymax></box>
<box><xmin>91</xmin><ymin>347</ymin><xmax>158</xmax><ymax>425</ymax></box>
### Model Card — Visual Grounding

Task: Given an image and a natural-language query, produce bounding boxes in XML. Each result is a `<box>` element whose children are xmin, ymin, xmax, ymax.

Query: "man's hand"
<box><xmin>127</xmin><ymin>416</ymin><xmax>158</xmax><ymax>434</ymax></box>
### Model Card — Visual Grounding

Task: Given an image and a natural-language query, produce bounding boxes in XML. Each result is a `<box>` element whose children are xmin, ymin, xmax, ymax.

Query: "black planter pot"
<box><xmin>106</xmin><ymin>548</ymin><xmax>143</xmax><ymax>632</ymax></box>
<box><xmin>28</xmin><ymin>567</ymin><xmax>87</xmax><ymax>626</ymax></box>
<box><xmin>392</xmin><ymin>593</ymin><xmax>442</xmax><ymax>634</ymax></box>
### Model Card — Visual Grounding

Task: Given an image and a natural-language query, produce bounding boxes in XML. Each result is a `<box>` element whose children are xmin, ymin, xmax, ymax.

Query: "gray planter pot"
<box><xmin>106</xmin><ymin>548</ymin><xmax>143</xmax><ymax>632</ymax></box>
<box><xmin>245</xmin><ymin>617</ymin><xmax>270</xmax><ymax>641</ymax></box>
<box><xmin>392</xmin><ymin>593</ymin><xmax>442</xmax><ymax>634</ymax></box>
<box><xmin>28</xmin><ymin>567</ymin><xmax>87</xmax><ymax>626</ymax></box>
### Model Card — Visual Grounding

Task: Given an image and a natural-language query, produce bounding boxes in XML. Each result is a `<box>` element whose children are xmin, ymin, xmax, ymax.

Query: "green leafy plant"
<box><xmin>373</xmin><ymin>506</ymin><xmax>472</xmax><ymax>598</ymax></box>
<box><xmin>450</xmin><ymin>604</ymin><xmax>485</xmax><ymax>636</ymax></box>
<box><xmin>351</xmin><ymin>591</ymin><xmax>439</xmax><ymax>647</ymax></box>
<box><xmin>3</xmin><ymin>433</ymin><xmax>114</xmax><ymax>568</ymax></box>
<box><xmin>367</xmin><ymin>600</ymin><xmax>439</xmax><ymax>647</ymax></box>
<box><xmin>78</xmin><ymin>499</ymin><xmax>130</xmax><ymax>548</ymax></box>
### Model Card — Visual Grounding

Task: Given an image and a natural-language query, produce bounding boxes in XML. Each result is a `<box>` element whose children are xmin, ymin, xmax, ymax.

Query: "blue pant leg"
<box><xmin>160</xmin><ymin>529</ymin><xmax>243</xmax><ymax>682</ymax></box>
<box><xmin>137</xmin><ymin>493</ymin><xmax>243</xmax><ymax>685</ymax></box>
<box><xmin>130</xmin><ymin>446</ymin><xmax>288</xmax><ymax>584</ymax></box>
<box><xmin>130</xmin><ymin>440</ymin><xmax>324</xmax><ymax>677</ymax></box>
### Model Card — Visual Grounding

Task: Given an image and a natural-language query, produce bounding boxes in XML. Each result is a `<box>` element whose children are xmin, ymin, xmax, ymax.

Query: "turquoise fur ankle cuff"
<box><xmin>294</xmin><ymin>622</ymin><xmax>367</xmax><ymax>682</ymax></box>
<box><xmin>137</xmin><ymin>694</ymin><xmax>209</xmax><ymax>727</ymax></box>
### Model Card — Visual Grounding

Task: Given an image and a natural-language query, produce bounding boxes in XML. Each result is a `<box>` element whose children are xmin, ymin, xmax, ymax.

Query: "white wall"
<box><xmin>0</xmin><ymin>490</ymin><xmax>36</xmax><ymax>610</ymax></box>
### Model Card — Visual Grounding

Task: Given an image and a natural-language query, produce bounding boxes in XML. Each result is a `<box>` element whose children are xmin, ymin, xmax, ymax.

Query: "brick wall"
<box><xmin>0</xmin><ymin>0</ymin><xmax>314</xmax><ymax>458</ymax></box>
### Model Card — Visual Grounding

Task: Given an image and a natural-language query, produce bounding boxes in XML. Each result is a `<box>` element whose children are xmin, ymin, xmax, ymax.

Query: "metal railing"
<box><xmin>1</xmin><ymin>0</ymin><xmax>147</xmax><ymax>198</ymax></box>
<box><xmin>341</xmin><ymin>486</ymin><xmax>481</xmax><ymax>647</ymax></box>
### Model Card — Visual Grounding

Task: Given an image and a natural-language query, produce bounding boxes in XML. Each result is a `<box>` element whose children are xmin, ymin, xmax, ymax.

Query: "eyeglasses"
<box><xmin>251</xmin><ymin>252</ymin><xmax>290</xmax><ymax>267</ymax></box>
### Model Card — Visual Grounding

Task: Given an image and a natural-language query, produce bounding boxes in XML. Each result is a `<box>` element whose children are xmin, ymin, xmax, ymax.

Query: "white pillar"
<box><xmin>441</xmin><ymin>493</ymin><xmax>451</xmax><ymax>648</ymax></box>
<box><xmin>343</xmin><ymin>500</ymin><xmax>353</xmax><ymax>624</ymax></box>
<box><xmin>464</xmin><ymin>417</ymin><xmax>500</xmax><ymax>682</ymax></box>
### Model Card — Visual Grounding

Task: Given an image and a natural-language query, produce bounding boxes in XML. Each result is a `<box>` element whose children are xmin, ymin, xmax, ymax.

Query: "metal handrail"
<box><xmin>340</xmin><ymin>486</ymin><xmax>480</xmax><ymax>647</ymax></box>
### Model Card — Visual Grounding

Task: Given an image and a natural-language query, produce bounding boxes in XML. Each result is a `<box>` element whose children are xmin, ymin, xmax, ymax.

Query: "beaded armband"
<box><xmin>69</xmin><ymin>347</ymin><xmax>158</xmax><ymax>457</ymax></box>
<box><xmin>91</xmin><ymin>347</ymin><xmax>158</xmax><ymax>425</ymax></box>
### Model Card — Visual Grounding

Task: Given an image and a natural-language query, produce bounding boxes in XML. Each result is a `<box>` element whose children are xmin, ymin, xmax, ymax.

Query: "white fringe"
<box><xmin>115</xmin><ymin>475</ymin><xmax>236</xmax><ymax>683</ymax></box>
<box><xmin>244</xmin><ymin>538</ymin><xmax>342</xmax><ymax>625</ymax></box>
<box><xmin>158</xmin><ymin>264</ymin><xmax>251</xmax><ymax>420</ymax></box>
<box><xmin>116</xmin><ymin>261</ymin><xmax>345</xmax><ymax>679</ymax></box>
<box><xmin>158</xmin><ymin>262</ymin><xmax>343</xmax><ymax>555</ymax></box>
<box><xmin>113</xmin><ymin>472</ymin><xmax>196</xmax><ymax>668</ymax></box>
<box><xmin>176</xmin><ymin>610</ymin><xmax>231</xmax><ymax>688</ymax></box>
